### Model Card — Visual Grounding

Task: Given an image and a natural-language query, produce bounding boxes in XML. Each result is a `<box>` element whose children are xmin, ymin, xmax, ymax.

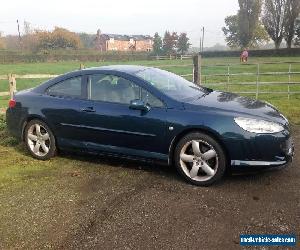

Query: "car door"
<box><xmin>42</xmin><ymin>74</ymin><xmax>89</xmax><ymax>149</ymax></box>
<box><xmin>76</xmin><ymin>73</ymin><xmax>168</xmax><ymax>160</ymax></box>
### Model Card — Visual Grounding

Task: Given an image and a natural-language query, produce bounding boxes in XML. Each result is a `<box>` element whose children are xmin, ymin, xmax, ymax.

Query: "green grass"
<box><xmin>0</xmin><ymin>56</ymin><xmax>299</xmax><ymax>124</ymax></box>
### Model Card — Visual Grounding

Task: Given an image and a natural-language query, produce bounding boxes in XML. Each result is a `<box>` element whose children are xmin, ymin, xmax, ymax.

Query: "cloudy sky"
<box><xmin>0</xmin><ymin>0</ymin><xmax>238</xmax><ymax>47</ymax></box>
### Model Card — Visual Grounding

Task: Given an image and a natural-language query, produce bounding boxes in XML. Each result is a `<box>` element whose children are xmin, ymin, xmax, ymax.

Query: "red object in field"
<box><xmin>8</xmin><ymin>99</ymin><xmax>16</xmax><ymax>108</ymax></box>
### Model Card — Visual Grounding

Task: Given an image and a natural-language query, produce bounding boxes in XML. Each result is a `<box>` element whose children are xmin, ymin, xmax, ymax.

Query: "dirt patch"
<box><xmin>0</xmin><ymin>127</ymin><xmax>299</xmax><ymax>249</ymax></box>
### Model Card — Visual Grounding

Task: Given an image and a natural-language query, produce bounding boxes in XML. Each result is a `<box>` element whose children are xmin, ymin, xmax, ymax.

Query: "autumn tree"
<box><xmin>262</xmin><ymin>0</ymin><xmax>287</xmax><ymax>49</ymax></box>
<box><xmin>162</xmin><ymin>31</ymin><xmax>178</xmax><ymax>55</ymax></box>
<box><xmin>152</xmin><ymin>32</ymin><xmax>163</xmax><ymax>55</ymax></box>
<box><xmin>177</xmin><ymin>33</ymin><xmax>191</xmax><ymax>55</ymax></box>
<box><xmin>237</xmin><ymin>0</ymin><xmax>262</xmax><ymax>47</ymax></box>
<box><xmin>283</xmin><ymin>0</ymin><xmax>300</xmax><ymax>48</ymax></box>
<box><xmin>36</xmin><ymin>27</ymin><xmax>82</xmax><ymax>50</ymax></box>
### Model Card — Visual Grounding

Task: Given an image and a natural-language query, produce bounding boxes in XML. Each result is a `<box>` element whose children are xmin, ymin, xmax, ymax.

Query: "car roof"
<box><xmin>84</xmin><ymin>65</ymin><xmax>149</xmax><ymax>74</ymax></box>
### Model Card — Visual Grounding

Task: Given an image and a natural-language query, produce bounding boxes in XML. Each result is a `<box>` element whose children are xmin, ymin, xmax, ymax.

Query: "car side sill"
<box><xmin>231</xmin><ymin>160</ymin><xmax>286</xmax><ymax>166</ymax></box>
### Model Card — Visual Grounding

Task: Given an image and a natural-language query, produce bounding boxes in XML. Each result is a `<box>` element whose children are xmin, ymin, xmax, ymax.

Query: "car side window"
<box><xmin>141</xmin><ymin>88</ymin><xmax>164</xmax><ymax>108</ymax></box>
<box><xmin>47</xmin><ymin>76</ymin><xmax>82</xmax><ymax>98</ymax></box>
<box><xmin>88</xmin><ymin>74</ymin><xmax>164</xmax><ymax>108</ymax></box>
<box><xmin>88</xmin><ymin>74</ymin><xmax>139</xmax><ymax>104</ymax></box>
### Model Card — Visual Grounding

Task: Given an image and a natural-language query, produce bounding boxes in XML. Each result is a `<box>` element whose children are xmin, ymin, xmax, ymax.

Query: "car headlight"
<box><xmin>234</xmin><ymin>117</ymin><xmax>284</xmax><ymax>134</ymax></box>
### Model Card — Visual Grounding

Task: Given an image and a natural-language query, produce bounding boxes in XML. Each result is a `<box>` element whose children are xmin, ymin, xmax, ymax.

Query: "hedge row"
<box><xmin>0</xmin><ymin>50</ymin><xmax>150</xmax><ymax>64</ymax></box>
<box><xmin>201</xmin><ymin>48</ymin><xmax>300</xmax><ymax>57</ymax></box>
<box><xmin>1</xmin><ymin>48</ymin><xmax>300</xmax><ymax>63</ymax></box>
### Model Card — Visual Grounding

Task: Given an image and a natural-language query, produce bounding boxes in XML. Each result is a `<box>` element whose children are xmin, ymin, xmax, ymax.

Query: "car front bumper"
<box><xmin>225</xmin><ymin>130</ymin><xmax>294</xmax><ymax>171</ymax></box>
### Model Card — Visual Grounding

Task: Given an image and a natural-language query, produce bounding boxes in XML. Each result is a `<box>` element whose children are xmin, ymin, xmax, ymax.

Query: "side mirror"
<box><xmin>129</xmin><ymin>99</ymin><xmax>150</xmax><ymax>112</ymax></box>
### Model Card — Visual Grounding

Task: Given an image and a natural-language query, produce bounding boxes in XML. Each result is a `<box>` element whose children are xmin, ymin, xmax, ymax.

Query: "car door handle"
<box><xmin>81</xmin><ymin>107</ymin><xmax>95</xmax><ymax>113</ymax></box>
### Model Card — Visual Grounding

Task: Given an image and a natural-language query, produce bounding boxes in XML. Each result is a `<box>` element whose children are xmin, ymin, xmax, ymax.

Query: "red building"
<box><xmin>95</xmin><ymin>30</ymin><xmax>153</xmax><ymax>52</ymax></box>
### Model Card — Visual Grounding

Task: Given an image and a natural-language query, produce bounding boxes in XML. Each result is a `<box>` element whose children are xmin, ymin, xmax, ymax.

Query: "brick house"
<box><xmin>95</xmin><ymin>30</ymin><xmax>153</xmax><ymax>52</ymax></box>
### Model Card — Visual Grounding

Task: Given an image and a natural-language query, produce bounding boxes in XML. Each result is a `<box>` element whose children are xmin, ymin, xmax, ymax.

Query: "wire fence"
<box><xmin>1</xmin><ymin>59</ymin><xmax>300</xmax><ymax>100</ymax></box>
<box><xmin>201</xmin><ymin>61</ymin><xmax>300</xmax><ymax>99</ymax></box>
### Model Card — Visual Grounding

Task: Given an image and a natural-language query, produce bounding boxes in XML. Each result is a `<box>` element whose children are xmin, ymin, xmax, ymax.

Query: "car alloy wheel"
<box><xmin>180</xmin><ymin>140</ymin><xmax>218</xmax><ymax>182</ymax></box>
<box><xmin>27</xmin><ymin>123</ymin><xmax>50</xmax><ymax>157</ymax></box>
<box><xmin>175</xmin><ymin>132</ymin><xmax>226</xmax><ymax>186</ymax></box>
<box><xmin>24</xmin><ymin>119</ymin><xmax>56</xmax><ymax>160</ymax></box>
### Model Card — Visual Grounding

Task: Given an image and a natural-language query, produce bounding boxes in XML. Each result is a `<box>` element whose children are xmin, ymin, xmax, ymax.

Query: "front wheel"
<box><xmin>24</xmin><ymin>119</ymin><xmax>57</xmax><ymax>160</ymax></box>
<box><xmin>174</xmin><ymin>132</ymin><xmax>227</xmax><ymax>186</ymax></box>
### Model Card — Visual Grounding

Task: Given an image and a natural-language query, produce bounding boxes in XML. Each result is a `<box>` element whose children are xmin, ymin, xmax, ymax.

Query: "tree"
<box><xmin>283</xmin><ymin>0</ymin><xmax>300</xmax><ymax>48</ymax></box>
<box><xmin>252</xmin><ymin>22</ymin><xmax>270</xmax><ymax>46</ymax></box>
<box><xmin>162</xmin><ymin>31</ymin><xmax>178</xmax><ymax>55</ymax></box>
<box><xmin>262</xmin><ymin>0</ymin><xmax>287</xmax><ymax>49</ymax></box>
<box><xmin>295</xmin><ymin>18</ymin><xmax>300</xmax><ymax>46</ymax></box>
<box><xmin>222</xmin><ymin>15</ymin><xmax>241</xmax><ymax>48</ymax></box>
<box><xmin>3</xmin><ymin>35</ymin><xmax>19</xmax><ymax>50</ymax></box>
<box><xmin>0</xmin><ymin>32</ymin><xmax>6</xmax><ymax>49</ymax></box>
<box><xmin>237</xmin><ymin>0</ymin><xmax>262</xmax><ymax>47</ymax></box>
<box><xmin>78</xmin><ymin>32</ymin><xmax>96</xmax><ymax>49</ymax></box>
<box><xmin>22</xmin><ymin>21</ymin><xmax>39</xmax><ymax>51</ymax></box>
<box><xmin>152</xmin><ymin>32</ymin><xmax>162</xmax><ymax>55</ymax></box>
<box><xmin>177</xmin><ymin>33</ymin><xmax>191</xmax><ymax>55</ymax></box>
<box><xmin>36</xmin><ymin>27</ymin><xmax>82</xmax><ymax>50</ymax></box>
<box><xmin>222</xmin><ymin>14</ymin><xmax>269</xmax><ymax>48</ymax></box>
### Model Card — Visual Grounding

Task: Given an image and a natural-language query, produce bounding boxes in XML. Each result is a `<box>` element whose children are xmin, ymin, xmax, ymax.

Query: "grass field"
<box><xmin>0</xmin><ymin>56</ymin><xmax>299</xmax><ymax>124</ymax></box>
<box><xmin>0</xmin><ymin>58</ymin><xmax>299</xmax><ymax>248</ymax></box>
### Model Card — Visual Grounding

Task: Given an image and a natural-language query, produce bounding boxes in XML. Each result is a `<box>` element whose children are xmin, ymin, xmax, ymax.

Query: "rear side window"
<box><xmin>47</xmin><ymin>76</ymin><xmax>82</xmax><ymax>98</ymax></box>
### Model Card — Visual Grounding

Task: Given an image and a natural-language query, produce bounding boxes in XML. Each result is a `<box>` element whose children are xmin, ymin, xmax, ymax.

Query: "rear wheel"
<box><xmin>24</xmin><ymin>119</ymin><xmax>56</xmax><ymax>160</ymax></box>
<box><xmin>174</xmin><ymin>132</ymin><xmax>227</xmax><ymax>186</ymax></box>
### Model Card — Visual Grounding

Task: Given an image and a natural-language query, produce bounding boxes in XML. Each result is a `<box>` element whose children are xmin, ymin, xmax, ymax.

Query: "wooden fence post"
<box><xmin>227</xmin><ymin>64</ymin><xmax>230</xmax><ymax>91</ymax></box>
<box><xmin>193</xmin><ymin>54</ymin><xmax>201</xmax><ymax>85</ymax></box>
<box><xmin>288</xmin><ymin>64</ymin><xmax>291</xmax><ymax>100</ymax></box>
<box><xmin>8</xmin><ymin>74</ymin><xmax>16</xmax><ymax>99</ymax></box>
<box><xmin>255</xmin><ymin>64</ymin><xmax>260</xmax><ymax>100</ymax></box>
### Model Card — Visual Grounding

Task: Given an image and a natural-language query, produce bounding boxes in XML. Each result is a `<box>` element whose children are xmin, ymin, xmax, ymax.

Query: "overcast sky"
<box><xmin>0</xmin><ymin>0</ymin><xmax>239</xmax><ymax>47</ymax></box>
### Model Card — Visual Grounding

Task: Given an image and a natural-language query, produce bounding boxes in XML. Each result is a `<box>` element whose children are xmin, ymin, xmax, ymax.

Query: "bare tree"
<box><xmin>262</xmin><ymin>0</ymin><xmax>287</xmax><ymax>49</ymax></box>
<box><xmin>23</xmin><ymin>21</ymin><xmax>32</xmax><ymax>35</ymax></box>
<box><xmin>283</xmin><ymin>0</ymin><xmax>300</xmax><ymax>48</ymax></box>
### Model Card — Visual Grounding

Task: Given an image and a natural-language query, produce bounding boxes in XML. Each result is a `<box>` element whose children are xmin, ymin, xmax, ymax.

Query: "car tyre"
<box><xmin>24</xmin><ymin>119</ymin><xmax>56</xmax><ymax>160</ymax></box>
<box><xmin>174</xmin><ymin>132</ymin><xmax>226</xmax><ymax>186</ymax></box>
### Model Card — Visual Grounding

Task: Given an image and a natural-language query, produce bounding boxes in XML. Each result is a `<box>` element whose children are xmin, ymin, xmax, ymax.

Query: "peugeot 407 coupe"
<box><xmin>6</xmin><ymin>65</ymin><xmax>294</xmax><ymax>186</ymax></box>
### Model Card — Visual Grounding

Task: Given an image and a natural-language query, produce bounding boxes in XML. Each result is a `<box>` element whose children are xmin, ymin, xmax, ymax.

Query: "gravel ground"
<box><xmin>0</xmin><ymin>127</ymin><xmax>299</xmax><ymax>249</ymax></box>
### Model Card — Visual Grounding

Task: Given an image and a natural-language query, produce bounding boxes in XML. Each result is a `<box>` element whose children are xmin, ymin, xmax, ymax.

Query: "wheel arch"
<box><xmin>21</xmin><ymin>115</ymin><xmax>54</xmax><ymax>141</ymax></box>
<box><xmin>168</xmin><ymin>127</ymin><xmax>230</xmax><ymax>167</ymax></box>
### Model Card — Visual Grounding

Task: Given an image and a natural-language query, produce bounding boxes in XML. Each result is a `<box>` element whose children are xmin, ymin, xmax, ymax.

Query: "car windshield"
<box><xmin>135</xmin><ymin>68</ymin><xmax>208</xmax><ymax>100</ymax></box>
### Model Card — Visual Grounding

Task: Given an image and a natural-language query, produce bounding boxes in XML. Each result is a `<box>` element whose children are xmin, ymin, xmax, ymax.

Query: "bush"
<box><xmin>0</xmin><ymin>115</ymin><xmax>6</xmax><ymax>131</ymax></box>
<box><xmin>0</xmin><ymin>115</ymin><xmax>19</xmax><ymax>146</ymax></box>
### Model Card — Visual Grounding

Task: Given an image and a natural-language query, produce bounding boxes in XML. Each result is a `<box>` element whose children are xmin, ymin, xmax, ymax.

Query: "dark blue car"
<box><xmin>6</xmin><ymin>65</ymin><xmax>294</xmax><ymax>186</ymax></box>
